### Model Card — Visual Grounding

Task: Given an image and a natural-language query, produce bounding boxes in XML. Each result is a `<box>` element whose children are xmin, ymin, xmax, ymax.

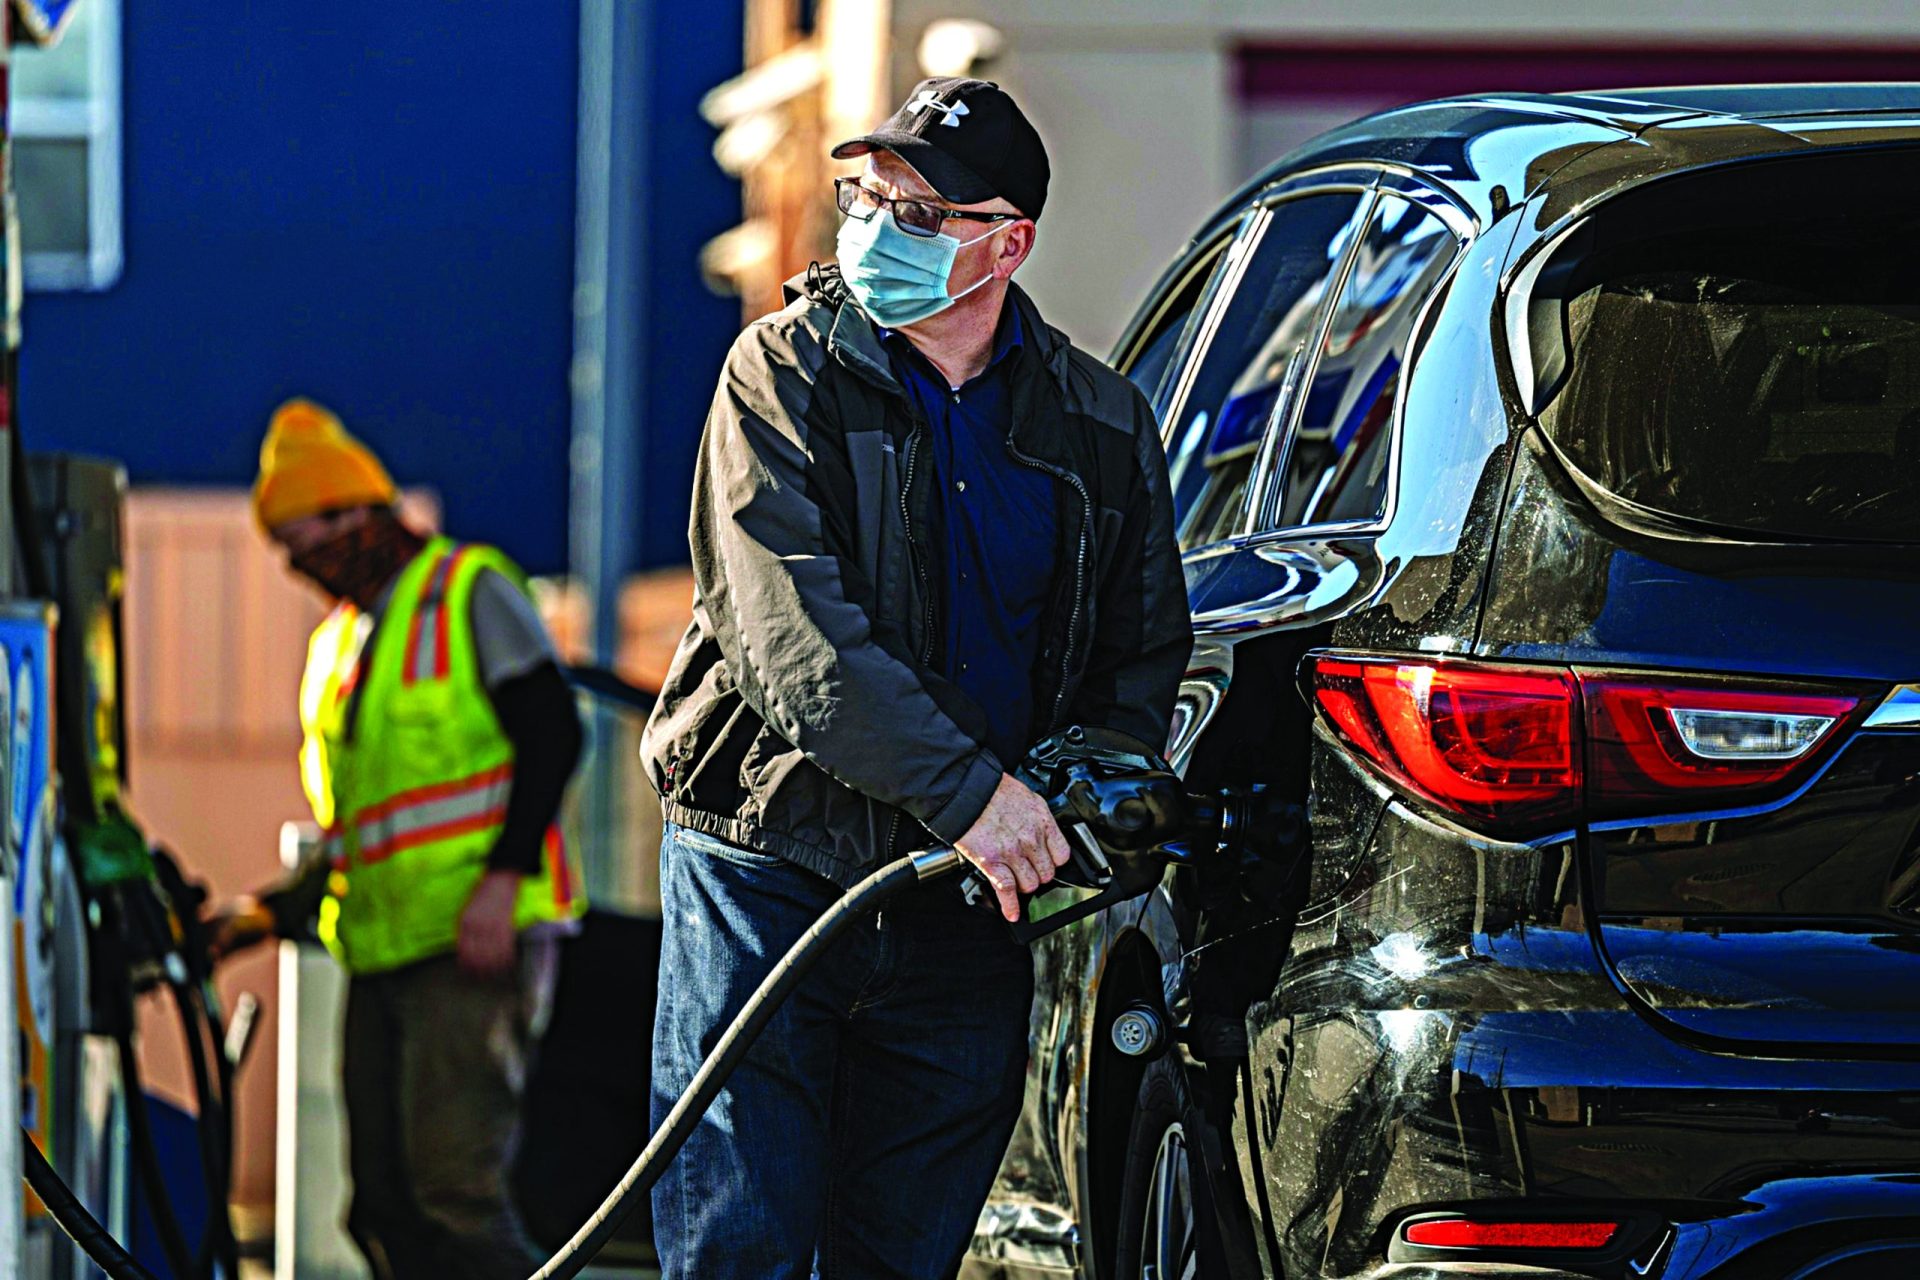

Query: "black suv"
<box><xmin>963</xmin><ymin>86</ymin><xmax>1920</xmax><ymax>1280</ymax></box>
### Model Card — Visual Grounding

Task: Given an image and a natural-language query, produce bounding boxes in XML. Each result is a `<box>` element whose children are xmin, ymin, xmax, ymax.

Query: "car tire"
<box><xmin>1114</xmin><ymin>1056</ymin><xmax>1206</xmax><ymax>1280</ymax></box>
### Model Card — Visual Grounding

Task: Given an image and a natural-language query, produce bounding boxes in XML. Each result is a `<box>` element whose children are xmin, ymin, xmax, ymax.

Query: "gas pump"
<box><xmin>0</xmin><ymin>402</ymin><xmax>247</xmax><ymax>1280</ymax></box>
<box><xmin>20</xmin><ymin>452</ymin><xmax>247</xmax><ymax>1280</ymax></box>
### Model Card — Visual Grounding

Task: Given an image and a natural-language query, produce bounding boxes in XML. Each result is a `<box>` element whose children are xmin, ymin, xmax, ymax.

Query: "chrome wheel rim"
<box><xmin>1140</xmin><ymin>1120</ymin><xmax>1197</xmax><ymax>1280</ymax></box>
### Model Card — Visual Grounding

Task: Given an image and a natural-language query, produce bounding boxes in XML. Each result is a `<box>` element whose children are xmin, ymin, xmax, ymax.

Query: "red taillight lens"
<box><xmin>1402</xmin><ymin>1218</ymin><xmax>1620</xmax><ymax>1250</ymax></box>
<box><xmin>1307</xmin><ymin>656</ymin><xmax>1580</xmax><ymax>837</ymax></box>
<box><xmin>1307</xmin><ymin>653</ymin><xmax>1866</xmax><ymax>837</ymax></box>
<box><xmin>1582</xmin><ymin>677</ymin><xmax>1859</xmax><ymax>819</ymax></box>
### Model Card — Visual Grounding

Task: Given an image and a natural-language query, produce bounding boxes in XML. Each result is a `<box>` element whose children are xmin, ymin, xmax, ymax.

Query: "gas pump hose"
<box><xmin>23</xmin><ymin>846</ymin><xmax>965</xmax><ymax>1280</ymax></box>
<box><xmin>170</xmin><ymin>977</ymin><xmax>239</xmax><ymax>1279</ymax></box>
<box><xmin>114</xmin><ymin>1019</ymin><xmax>196</xmax><ymax>1280</ymax></box>
<box><xmin>529</xmin><ymin>846</ymin><xmax>963</xmax><ymax>1279</ymax></box>
<box><xmin>23</xmin><ymin>1126</ymin><xmax>159</xmax><ymax>1280</ymax></box>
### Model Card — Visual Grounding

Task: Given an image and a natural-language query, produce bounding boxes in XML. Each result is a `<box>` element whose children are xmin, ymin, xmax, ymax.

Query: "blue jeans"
<box><xmin>651</xmin><ymin>823</ymin><xmax>1035</xmax><ymax>1279</ymax></box>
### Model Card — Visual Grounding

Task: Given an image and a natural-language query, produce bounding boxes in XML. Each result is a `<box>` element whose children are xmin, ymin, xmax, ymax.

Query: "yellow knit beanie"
<box><xmin>251</xmin><ymin>399</ymin><xmax>397</xmax><ymax>531</ymax></box>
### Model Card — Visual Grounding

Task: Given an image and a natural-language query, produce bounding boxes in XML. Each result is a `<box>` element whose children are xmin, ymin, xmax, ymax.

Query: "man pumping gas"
<box><xmin>641</xmin><ymin>78</ymin><xmax>1192</xmax><ymax>1278</ymax></box>
<box><xmin>209</xmin><ymin>400</ymin><xmax>586</xmax><ymax>1280</ymax></box>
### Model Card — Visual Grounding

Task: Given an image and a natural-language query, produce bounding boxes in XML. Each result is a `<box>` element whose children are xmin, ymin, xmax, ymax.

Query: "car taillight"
<box><xmin>1307</xmin><ymin>656</ymin><xmax>1580</xmax><ymax>837</ymax></box>
<box><xmin>1305</xmin><ymin>654</ymin><xmax>1865</xmax><ymax>838</ymax></box>
<box><xmin>1582</xmin><ymin>677</ymin><xmax>1859</xmax><ymax>820</ymax></box>
<box><xmin>1402</xmin><ymin>1218</ymin><xmax>1620</xmax><ymax>1250</ymax></box>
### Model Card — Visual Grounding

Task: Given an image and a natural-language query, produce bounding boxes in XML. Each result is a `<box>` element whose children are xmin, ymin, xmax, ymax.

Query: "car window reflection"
<box><xmin>1162</xmin><ymin>192</ymin><xmax>1368</xmax><ymax>550</ymax></box>
<box><xmin>1274</xmin><ymin>195</ymin><xmax>1459</xmax><ymax>529</ymax></box>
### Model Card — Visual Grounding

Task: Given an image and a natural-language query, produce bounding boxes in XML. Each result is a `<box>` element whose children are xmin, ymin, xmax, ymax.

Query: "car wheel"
<box><xmin>1114</xmin><ymin>1058</ymin><xmax>1202</xmax><ymax>1280</ymax></box>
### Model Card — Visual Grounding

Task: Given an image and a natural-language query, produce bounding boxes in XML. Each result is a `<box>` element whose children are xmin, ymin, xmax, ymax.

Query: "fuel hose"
<box><xmin>22</xmin><ymin>1126</ymin><xmax>160</xmax><ymax>1280</ymax></box>
<box><xmin>528</xmin><ymin>846</ymin><xmax>964</xmax><ymax>1280</ymax></box>
<box><xmin>116</xmin><ymin>1027</ymin><xmax>196</xmax><ymax>1280</ymax></box>
<box><xmin>171</xmin><ymin>978</ymin><xmax>238</xmax><ymax>1279</ymax></box>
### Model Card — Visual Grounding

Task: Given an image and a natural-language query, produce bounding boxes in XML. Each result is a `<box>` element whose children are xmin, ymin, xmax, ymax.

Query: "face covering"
<box><xmin>836</xmin><ymin>211</ymin><xmax>1002</xmax><ymax>329</ymax></box>
<box><xmin>289</xmin><ymin>510</ymin><xmax>427</xmax><ymax>609</ymax></box>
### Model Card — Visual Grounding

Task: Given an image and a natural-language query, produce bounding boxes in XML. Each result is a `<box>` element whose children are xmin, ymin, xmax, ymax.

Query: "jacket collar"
<box><xmin>786</xmin><ymin>268</ymin><xmax>1074</xmax><ymax>401</ymax></box>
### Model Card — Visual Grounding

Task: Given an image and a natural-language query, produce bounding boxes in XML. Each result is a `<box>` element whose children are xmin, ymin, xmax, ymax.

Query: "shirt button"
<box><xmin>956</xmin><ymin>480</ymin><xmax>967</xmax><ymax>493</ymax></box>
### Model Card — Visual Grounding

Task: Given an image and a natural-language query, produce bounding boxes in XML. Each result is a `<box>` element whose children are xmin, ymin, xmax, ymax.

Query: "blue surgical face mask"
<box><xmin>835</xmin><ymin>212</ymin><xmax>1001</xmax><ymax>329</ymax></box>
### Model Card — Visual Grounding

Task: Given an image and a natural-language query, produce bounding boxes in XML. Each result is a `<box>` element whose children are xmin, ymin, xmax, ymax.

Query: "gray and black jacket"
<box><xmin>641</xmin><ymin>269</ymin><xmax>1192</xmax><ymax>889</ymax></box>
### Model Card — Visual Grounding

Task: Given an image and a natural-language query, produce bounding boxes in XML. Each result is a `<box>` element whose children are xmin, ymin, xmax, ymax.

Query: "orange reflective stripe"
<box><xmin>434</xmin><ymin>546</ymin><xmax>474</xmax><ymax>680</ymax></box>
<box><xmin>402</xmin><ymin>578</ymin><xmax>431</xmax><ymax>685</ymax></box>
<box><xmin>336</xmin><ymin>658</ymin><xmax>362</xmax><ymax>706</ymax></box>
<box><xmin>344</xmin><ymin>763</ymin><xmax>514</xmax><ymax>865</ymax></box>
<box><xmin>544</xmin><ymin>827</ymin><xmax>573</xmax><ymax>911</ymax></box>
<box><xmin>352</xmin><ymin>763</ymin><xmax>514</xmax><ymax>829</ymax></box>
<box><xmin>405</xmin><ymin>548</ymin><xmax>460</xmax><ymax>686</ymax></box>
<box><xmin>357</xmin><ymin>805</ymin><xmax>508</xmax><ymax>866</ymax></box>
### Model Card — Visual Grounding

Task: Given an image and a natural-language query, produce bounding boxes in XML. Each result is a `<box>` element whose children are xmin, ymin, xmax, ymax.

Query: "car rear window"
<box><xmin>1533</xmin><ymin>151</ymin><xmax>1920</xmax><ymax>544</ymax></box>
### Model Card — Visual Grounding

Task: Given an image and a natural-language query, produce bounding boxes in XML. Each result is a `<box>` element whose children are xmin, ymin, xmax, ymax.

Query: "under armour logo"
<box><xmin>907</xmin><ymin>91</ymin><xmax>969</xmax><ymax>128</ymax></box>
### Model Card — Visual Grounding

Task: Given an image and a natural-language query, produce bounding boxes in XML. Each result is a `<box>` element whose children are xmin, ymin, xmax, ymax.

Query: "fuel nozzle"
<box><xmin>1018</xmin><ymin>723</ymin><xmax>1188</xmax><ymax>882</ymax></box>
<box><xmin>72</xmin><ymin>807</ymin><xmax>181</xmax><ymax>1001</ymax></box>
<box><xmin>960</xmin><ymin>725</ymin><xmax>1303</xmax><ymax>943</ymax></box>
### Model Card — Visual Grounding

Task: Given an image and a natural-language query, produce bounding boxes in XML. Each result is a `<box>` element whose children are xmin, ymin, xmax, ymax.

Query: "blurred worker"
<box><xmin>211</xmin><ymin>400</ymin><xmax>586</xmax><ymax>1280</ymax></box>
<box><xmin>642</xmin><ymin>79</ymin><xmax>1190</xmax><ymax>1277</ymax></box>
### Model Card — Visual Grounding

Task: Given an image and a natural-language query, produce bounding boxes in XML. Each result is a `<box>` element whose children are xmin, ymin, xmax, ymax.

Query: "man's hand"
<box><xmin>954</xmin><ymin>772</ymin><xmax>1072</xmax><ymax>923</ymax></box>
<box><xmin>458</xmin><ymin>870</ymin><xmax>523</xmax><ymax>979</ymax></box>
<box><xmin>205</xmin><ymin>897</ymin><xmax>277</xmax><ymax>963</ymax></box>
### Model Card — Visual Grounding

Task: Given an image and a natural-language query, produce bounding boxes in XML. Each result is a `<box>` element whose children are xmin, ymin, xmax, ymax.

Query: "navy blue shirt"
<box><xmin>885</xmin><ymin>303</ymin><xmax>1059</xmax><ymax>769</ymax></box>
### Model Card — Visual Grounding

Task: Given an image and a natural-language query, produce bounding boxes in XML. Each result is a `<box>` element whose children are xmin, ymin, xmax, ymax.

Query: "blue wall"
<box><xmin>630</xmin><ymin>2</ymin><xmax>750</xmax><ymax>571</ymax></box>
<box><xmin>19</xmin><ymin>1</ymin><xmax>742</xmax><ymax>575</ymax></box>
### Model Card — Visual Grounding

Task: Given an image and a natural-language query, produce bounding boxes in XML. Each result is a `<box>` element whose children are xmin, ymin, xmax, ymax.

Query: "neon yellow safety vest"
<box><xmin>298</xmin><ymin>537</ymin><xmax>584</xmax><ymax>974</ymax></box>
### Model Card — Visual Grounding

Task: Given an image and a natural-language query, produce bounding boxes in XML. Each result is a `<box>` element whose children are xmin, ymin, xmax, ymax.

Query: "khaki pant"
<box><xmin>341</xmin><ymin>939</ymin><xmax>557</xmax><ymax>1280</ymax></box>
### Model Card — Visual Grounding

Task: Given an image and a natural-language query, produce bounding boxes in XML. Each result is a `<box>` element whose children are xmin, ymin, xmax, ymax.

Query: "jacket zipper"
<box><xmin>888</xmin><ymin>421</ymin><xmax>935</xmax><ymax>859</ymax></box>
<box><xmin>900</xmin><ymin>424</ymin><xmax>937</xmax><ymax>669</ymax></box>
<box><xmin>1007</xmin><ymin>439</ymin><xmax>1091</xmax><ymax>728</ymax></box>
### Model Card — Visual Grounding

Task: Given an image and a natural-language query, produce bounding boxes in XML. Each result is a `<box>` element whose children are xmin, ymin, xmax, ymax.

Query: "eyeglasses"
<box><xmin>834</xmin><ymin>177</ymin><xmax>1019</xmax><ymax>239</ymax></box>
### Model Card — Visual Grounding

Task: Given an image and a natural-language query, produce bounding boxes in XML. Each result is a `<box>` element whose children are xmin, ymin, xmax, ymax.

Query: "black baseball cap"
<box><xmin>832</xmin><ymin>78</ymin><xmax>1050</xmax><ymax>221</ymax></box>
